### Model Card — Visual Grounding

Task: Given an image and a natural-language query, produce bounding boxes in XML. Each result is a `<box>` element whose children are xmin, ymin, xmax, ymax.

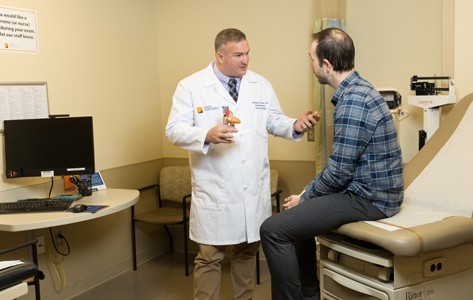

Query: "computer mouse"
<box><xmin>72</xmin><ymin>204</ymin><xmax>87</xmax><ymax>213</ymax></box>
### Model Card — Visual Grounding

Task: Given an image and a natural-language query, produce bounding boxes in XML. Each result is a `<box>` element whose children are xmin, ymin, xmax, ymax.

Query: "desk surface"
<box><xmin>0</xmin><ymin>188</ymin><xmax>139</xmax><ymax>232</ymax></box>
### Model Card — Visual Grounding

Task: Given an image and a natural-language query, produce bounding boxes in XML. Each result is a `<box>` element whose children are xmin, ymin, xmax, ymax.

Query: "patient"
<box><xmin>260</xmin><ymin>27</ymin><xmax>404</xmax><ymax>300</ymax></box>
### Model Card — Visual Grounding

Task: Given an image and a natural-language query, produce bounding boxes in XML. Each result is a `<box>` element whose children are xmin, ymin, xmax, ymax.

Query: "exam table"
<box><xmin>318</xmin><ymin>93</ymin><xmax>473</xmax><ymax>300</ymax></box>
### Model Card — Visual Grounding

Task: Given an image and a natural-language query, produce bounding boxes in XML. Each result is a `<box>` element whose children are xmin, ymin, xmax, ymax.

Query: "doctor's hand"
<box><xmin>205</xmin><ymin>124</ymin><xmax>238</xmax><ymax>144</ymax></box>
<box><xmin>293</xmin><ymin>110</ymin><xmax>320</xmax><ymax>134</ymax></box>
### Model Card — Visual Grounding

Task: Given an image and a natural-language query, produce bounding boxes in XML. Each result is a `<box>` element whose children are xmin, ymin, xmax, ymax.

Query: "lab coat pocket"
<box><xmin>192</xmin><ymin>176</ymin><xmax>227</xmax><ymax>212</ymax></box>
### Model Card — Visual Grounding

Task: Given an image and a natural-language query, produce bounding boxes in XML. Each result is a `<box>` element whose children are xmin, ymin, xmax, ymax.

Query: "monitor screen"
<box><xmin>3</xmin><ymin>116</ymin><xmax>95</xmax><ymax>178</ymax></box>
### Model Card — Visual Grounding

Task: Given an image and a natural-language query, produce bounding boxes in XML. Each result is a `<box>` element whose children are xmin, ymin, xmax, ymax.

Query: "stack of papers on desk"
<box><xmin>0</xmin><ymin>260</ymin><xmax>23</xmax><ymax>271</ymax></box>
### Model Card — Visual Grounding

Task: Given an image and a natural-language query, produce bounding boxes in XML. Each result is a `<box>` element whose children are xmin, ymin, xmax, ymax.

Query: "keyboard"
<box><xmin>0</xmin><ymin>199</ymin><xmax>73</xmax><ymax>214</ymax></box>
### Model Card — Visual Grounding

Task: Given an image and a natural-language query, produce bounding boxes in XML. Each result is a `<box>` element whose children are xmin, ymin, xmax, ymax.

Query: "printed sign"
<box><xmin>0</xmin><ymin>6</ymin><xmax>39</xmax><ymax>53</ymax></box>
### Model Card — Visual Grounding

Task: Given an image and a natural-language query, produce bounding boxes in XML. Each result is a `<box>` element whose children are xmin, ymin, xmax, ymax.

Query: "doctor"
<box><xmin>166</xmin><ymin>28</ymin><xmax>319</xmax><ymax>300</ymax></box>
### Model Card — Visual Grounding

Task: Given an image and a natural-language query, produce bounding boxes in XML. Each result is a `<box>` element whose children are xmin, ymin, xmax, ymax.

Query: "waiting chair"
<box><xmin>131</xmin><ymin>166</ymin><xmax>192</xmax><ymax>276</ymax></box>
<box><xmin>0</xmin><ymin>239</ymin><xmax>43</xmax><ymax>300</ymax></box>
<box><xmin>256</xmin><ymin>169</ymin><xmax>283</xmax><ymax>284</ymax></box>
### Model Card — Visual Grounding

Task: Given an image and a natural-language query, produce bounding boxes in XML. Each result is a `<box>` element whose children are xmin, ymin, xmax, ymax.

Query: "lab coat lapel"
<box><xmin>203</xmin><ymin>65</ymin><xmax>239</xmax><ymax>105</ymax></box>
<box><xmin>238</xmin><ymin>71</ymin><xmax>258</xmax><ymax>104</ymax></box>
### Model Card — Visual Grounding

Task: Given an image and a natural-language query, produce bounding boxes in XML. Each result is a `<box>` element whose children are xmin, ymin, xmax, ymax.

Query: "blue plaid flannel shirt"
<box><xmin>300</xmin><ymin>71</ymin><xmax>403</xmax><ymax>217</ymax></box>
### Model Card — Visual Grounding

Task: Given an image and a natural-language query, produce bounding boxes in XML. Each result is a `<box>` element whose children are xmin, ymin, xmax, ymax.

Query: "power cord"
<box><xmin>49</xmin><ymin>228</ymin><xmax>70</xmax><ymax>256</ymax></box>
<box><xmin>47</xmin><ymin>227</ymin><xmax>70</xmax><ymax>289</ymax></box>
<box><xmin>48</xmin><ymin>177</ymin><xmax>54</xmax><ymax>198</ymax></box>
<box><xmin>47</xmin><ymin>247</ymin><xmax>67</xmax><ymax>288</ymax></box>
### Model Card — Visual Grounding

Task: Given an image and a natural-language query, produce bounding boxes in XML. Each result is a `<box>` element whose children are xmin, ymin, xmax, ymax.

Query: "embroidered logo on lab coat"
<box><xmin>197</xmin><ymin>106</ymin><xmax>203</xmax><ymax>113</ymax></box>
<box><xmin>252</xmin><ymin>101</ymin><xmax>268</xmax><ymax>110</ymax></box>
<box><xmin>203</xmin><ymin>105</ymin><xmax>220</xmax><ymax>112</ymax></box>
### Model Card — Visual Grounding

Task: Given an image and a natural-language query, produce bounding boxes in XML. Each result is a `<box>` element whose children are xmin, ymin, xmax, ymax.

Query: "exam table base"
<box><xmin>319</xmin><ymin>234</ymin><xmax>473</xmax><ymax>300</ymax></box>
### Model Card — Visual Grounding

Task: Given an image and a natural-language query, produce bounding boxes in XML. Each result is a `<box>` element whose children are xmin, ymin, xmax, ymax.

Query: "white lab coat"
<box><xmin>166</xmin><ymin>62</ymin><xmax>300</xmax><ymax>245</ymax></box>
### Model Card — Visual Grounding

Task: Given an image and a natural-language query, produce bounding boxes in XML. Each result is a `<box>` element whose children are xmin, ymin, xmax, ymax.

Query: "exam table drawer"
<box><xmin>321</xmin><ymin>267</ymin><xmax>390</xmax><ymax>300</ymax></box>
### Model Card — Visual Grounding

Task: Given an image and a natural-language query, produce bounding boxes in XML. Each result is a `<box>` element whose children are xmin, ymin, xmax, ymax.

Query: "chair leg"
<box><xmin>31</xmin><ymin>241</ymin><xmax>41</xmax><ymax>300</ymax></box>
<box><xmin>164</xmin><ymin>225</ymin><xmax>174</xmax><ymax>252</ymax></box>
<box><xmin>256</xmin><ymin>250</ymin><xmax>260</xmax><ymax>285</ymax></box>
<box><xmin>184</xmin><ymin>222</ymin><xmax>189</xmax><ymax>276</ymax></box>
<box><xmin>131</xmin><ymin>206</ymin><xmax>138</xmax><ymax>271</ymax></box>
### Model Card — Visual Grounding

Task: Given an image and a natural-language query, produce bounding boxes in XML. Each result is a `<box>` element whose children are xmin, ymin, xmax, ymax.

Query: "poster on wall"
<box><xmin>0</xmin><ymin>6</ymin><xmax>39</xmax><ymax>53</ymax></box>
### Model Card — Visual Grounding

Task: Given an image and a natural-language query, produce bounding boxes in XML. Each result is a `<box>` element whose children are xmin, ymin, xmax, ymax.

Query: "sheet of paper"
<box><xmin>363</xmin><ymin>221</ymin><xmax>400</xmax><ymax>232</ymax></box>
<box><xmin>0</xmin><ymin>83</ymin><xmax>49</xmax><ymax>131</ymax></box>
<box><xmin>0</xmin><ymin>260</ymin><xmax>24</xmax><ymax>270</ymax></box>
<box><xmin>364</xmin><ymin>205</ymin><xmax>454</xmax><ymax>230</ymax></box>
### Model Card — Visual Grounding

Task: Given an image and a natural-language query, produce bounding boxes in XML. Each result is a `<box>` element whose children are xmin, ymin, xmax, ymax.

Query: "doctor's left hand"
<box><xmin>205</xmin><ymin>124</ymin><xmax>238</xmax><ymax>144</ymax></box>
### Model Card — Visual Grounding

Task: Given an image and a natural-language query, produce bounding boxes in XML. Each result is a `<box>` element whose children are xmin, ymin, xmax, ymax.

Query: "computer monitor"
<box><xmin>3</xmin><ymin>116</ymin><xmax>95</xmax><ymax>178</ymax></box>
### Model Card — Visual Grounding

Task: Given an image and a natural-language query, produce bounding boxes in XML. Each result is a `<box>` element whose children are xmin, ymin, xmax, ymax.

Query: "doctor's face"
<box><xmin>216</xmin><ymin>40</ymin><xmax>249</xmax><ymax>78</ymax></box>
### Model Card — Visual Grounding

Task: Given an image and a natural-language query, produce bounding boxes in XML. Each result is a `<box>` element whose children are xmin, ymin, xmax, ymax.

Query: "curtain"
<box><xmin>312</xmin><ymin>0</ymin><xmax>346</xmax><ymax>174</ymax></box>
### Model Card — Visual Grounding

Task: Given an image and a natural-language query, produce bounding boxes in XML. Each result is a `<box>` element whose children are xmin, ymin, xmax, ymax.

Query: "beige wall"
<box><xmin>0</xmin><ymin>1</ymin><xmax>316</xmax><ymax>299</ymax></box>
<box><xmin>455</xmin><ymin>0</ymin><xmax>473</xmax><ymax>99</ymax></box>
<box><xmin>0</xmin><ymin>0</ymin><xmax>163</xmax><ymax>192</ymax></box>
<box><xmin>347</xmin><ymin>0</ymin><xmax>444</xmax><ymax>162</ymax></box>
<box><xmin>156</xmin><ymin>0</ymin><xmax>317</xmax><ymax>162</ymax></box>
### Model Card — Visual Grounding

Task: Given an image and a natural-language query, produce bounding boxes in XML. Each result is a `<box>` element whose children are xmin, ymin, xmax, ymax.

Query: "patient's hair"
<box><xmin>215</xmin><ymin>28</ymin><xmax>247</xmax><ymax>52</ymax></box>
<box><xmin>312</xmin><ymin>27</ymin><xmax>355</xmax><ymax>72</ymax></box>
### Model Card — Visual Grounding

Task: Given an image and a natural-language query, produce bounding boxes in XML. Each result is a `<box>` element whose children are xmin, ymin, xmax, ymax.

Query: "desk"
<box><xmin>0</xmin><ymin>188</ymin><xmax>139</xmax><ymax>232</ymax></box>
<box><xmin>0</xmin><ymin>188</ymin><xmax>138</xmax><ymax>300</ymax></box>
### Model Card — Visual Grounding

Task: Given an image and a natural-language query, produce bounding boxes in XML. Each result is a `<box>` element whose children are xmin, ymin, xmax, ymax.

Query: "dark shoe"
<box><xmin>303</xmin><ymin>291</ymin><xmax>320</xmax><ymax>300</ymax></box>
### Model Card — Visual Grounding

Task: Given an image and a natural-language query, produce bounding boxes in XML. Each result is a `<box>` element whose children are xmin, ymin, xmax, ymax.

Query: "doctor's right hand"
<box><xmin>205</xmin><ymin>124</ymin><xmax>238</xmax><ymax>144</ymax></box>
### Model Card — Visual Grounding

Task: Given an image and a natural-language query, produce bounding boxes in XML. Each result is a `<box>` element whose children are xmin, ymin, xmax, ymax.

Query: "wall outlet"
<box><xmin>54</xmin><ymin>231</ymin><xmax>64</xmax><ymax>247</ymax></box>
<box><xmin>307</xmin><ymin>128</ymin><xmax>315</xmax><ymax>142</ymax></box>
<box><xmin>37</xmin><ymin>236</ymin><xmax>45</xmax><ymax>254</ymax></box>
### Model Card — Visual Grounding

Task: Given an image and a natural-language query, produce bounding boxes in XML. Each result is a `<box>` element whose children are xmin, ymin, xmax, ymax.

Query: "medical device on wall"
<box><xmin>408</xmin><ymin>75</ymin><xmax>456</xmax><ymax>149</ymax></box>
<box><xmin>377</xmin><ymin>88</ymin><xmax>409</xmax><ymax>133</ymax></box>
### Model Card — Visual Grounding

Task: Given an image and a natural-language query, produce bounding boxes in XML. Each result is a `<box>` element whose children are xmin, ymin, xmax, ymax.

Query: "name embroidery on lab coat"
<box><xmin>198</xmin><ymin>105</ymin><xmax>221</xmax><ymax>113</ymax></box>
<box><xmin>252</xmin><ymin>101</ymin><xmax>268</xmax><ymax>110</ymax></box>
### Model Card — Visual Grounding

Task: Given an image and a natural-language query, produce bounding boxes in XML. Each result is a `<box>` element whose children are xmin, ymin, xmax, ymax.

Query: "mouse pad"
<box><xmin>66</xmin><ymin>205</ymin><xmax>109</xmax><ymax>213</ymax></box>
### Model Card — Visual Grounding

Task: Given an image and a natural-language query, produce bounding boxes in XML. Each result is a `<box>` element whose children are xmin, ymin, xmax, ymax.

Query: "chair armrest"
<box><xmin>0</xmin><ymin>239</ymin><xmax>38</xmax><ymax>256</ymax></box>
<box><xmin>181</xmin><ymin>194</ymin><xmax>191</xmax><ymax>220</ymax></box>
<box><xmin>138</xmin><ymin>184</ymin><xmax>162</xmax><ymax>208</ymax></box>
<box><xmin>271</xmin><ymin>189</ymin><xmax>283</xmax><ymax>213</ymax></box>
<box><xmin>138</xmin><ymin>184</ymin><xmax>159</xmax><ymax>192</ymax></box>
<box><xmin>271</xmin><ymin>189</ymin><xmax>283</xmax><ymax>197</ymax></box>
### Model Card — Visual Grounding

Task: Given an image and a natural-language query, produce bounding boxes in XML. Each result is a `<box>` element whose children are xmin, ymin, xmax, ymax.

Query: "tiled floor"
<box><xmin>71</xmin><ymin>252</ymin><xmax>271</xmax><ymax>300</ymax></box>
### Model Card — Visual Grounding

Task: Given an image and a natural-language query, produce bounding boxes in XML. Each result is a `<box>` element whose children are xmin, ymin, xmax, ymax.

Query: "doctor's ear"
<box><xmin>216</xmin><ymin>52</ymin><xmax>224</xmax><ymax>63</ymax></box>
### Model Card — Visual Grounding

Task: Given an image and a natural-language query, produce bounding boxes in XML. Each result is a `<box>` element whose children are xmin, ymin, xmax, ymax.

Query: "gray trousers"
<box><xmin>260</xmin><ymin>191</ymin><xmax>386</xmax><ymax>300</ymax></box>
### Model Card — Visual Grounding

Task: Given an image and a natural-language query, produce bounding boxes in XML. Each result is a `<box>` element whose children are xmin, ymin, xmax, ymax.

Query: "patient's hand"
<box><xmin>283</xmin><ymin>194</ymin><xmax>301</xmax><ymax>210</ymax></box>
